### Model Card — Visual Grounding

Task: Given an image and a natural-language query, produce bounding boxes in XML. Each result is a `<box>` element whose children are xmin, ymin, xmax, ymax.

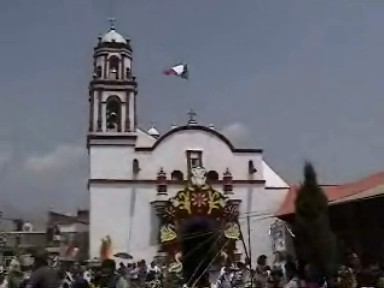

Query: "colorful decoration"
<box><xmin>160</xmin><ymin>224</ymin><xmax>177</xmax><ymax>243</ymax></box>
<box><xmin>162</xmin><ymin>205</ymin><xmax>176</xmax><ymax>221</ymax></box>
<box><xmin>156</xmin><ymin>167</ymin><xmax>241</xmax><ymax>268</ymax></box>
<box><xmin>224</xmin><ymin>222</ymin><xmax>241</xmax><ymax>239</ymax></box>
<box><xmin>168</xmin><ymin>252</ymin><xmax>183</xmax><ymax>273</ymax></box>
<box><xmin>223</xmin><ymin>204</ymin><xmax>239</xmax><ymax>221</ymax></box>
<box><xmin>191</xmin><ymin>166</ymin><xmax>207</xmax><ymax>187</ymax></box>
<box><xmin>270</xmin><ymin>220</ymin><xmax>287</xmax><ymax>252</ymax></box>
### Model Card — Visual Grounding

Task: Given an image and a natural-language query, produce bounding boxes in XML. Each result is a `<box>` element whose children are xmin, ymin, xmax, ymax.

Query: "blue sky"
<box><xmin>0</xmin><ymin>0</ymin><xmax>383</xmax><ymax>219</ymax></box>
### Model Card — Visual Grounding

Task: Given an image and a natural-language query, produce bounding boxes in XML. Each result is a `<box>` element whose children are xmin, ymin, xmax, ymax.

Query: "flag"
<box><xmin>163</xmin><ymin>64</ymin><xmax>188</xmax><ymax>79</ymax></box>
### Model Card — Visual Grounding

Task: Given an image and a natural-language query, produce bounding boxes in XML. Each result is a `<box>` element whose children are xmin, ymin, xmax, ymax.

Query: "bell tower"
<box><xmin>88</xmin><ymin>20</ymin><xmax>137</xmax><ymax>144</ymax></box>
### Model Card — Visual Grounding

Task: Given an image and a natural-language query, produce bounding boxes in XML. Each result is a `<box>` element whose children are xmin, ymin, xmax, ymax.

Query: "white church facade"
<box><xmin>87</xmin><ymin>24</ymin><xmax>290</xmax><ymax>266</ymax></box>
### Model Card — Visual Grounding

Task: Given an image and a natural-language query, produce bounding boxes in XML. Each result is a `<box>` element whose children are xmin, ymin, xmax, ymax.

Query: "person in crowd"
<box><xmin>346</xmin><ymin>251</ymin><xmax>361</xmax><ymax>285</ymax></box>
<box><xmin>72</xmin><ymin>265</ymin><xmax>89</xmax><ymax>288</ymax></box>
<box><xmin>146</xmin><ymin>261</ymin><xmax>160</xmax><ymax>282</ymax></box>
<box><xmin>284</xmin><ymin>262</ymin><xmax>299</xmax><ymax>288</ymax></box>
<box><xmin>137</xmin><ymin>260</ymin><xmax>147</xmax><ymax>286</ymax></box>
<box><xmin>273</xmin><ymin>252</ymin><xmax>286</xmax><ymax>279</ymax></box>
<box><xmin>254</xmin><ymin>255</ymin><xmax>270</xmax><ymax>288</ymax></box>
<box><xmin>26</xmin><ymin>249</ymin><xmax>61</xmax><ymax>288</ymax></box>
<box><xmin>217</xmin><ymin>266</ymin><xmax>233</xmax><ymax>288</ymax></box>
<box><xmin>128</xmin><ymin>262</ymin><xmax>139</xmax><ymax>288</ymax></box>
<box><xmin>59</xmin><ymin>269</ymin><xmax>73</xmax><ymax>288</ymax></box>
<box><xmin>97</xmin><ymin>259</ymin><xmax>128</xmax><ymax>288</ymax></box>
<box><xmin>336</xmin><ymin>265</ymin><xmax>357</xmax><ymax>288</ymax></box>
<box><xmin>83</xmin><ymin>268</ymin><xmax>92</xmax><ymax>286</ymax></box>
<box><xmin>231</xmin><ymin>262</ymin><xmax>244</xmax><ymax>288</ymax></box>
<box><xmin>267</xmin><ymin>269</ymin><xmax>284</xmax><ymax>288</ymax></box>
<box><xmin>7</xmin><ymin>258</ymin><xmax>24</xmax><ymax>288</ymax></box>
<box><xmin>117</xmin><ymin>263</ymin><xmax>126</xmax><ymax>277</ymax></box>
<box><xmin>0</xmin><ymin>273</ymin><xmax>7</xmax><ymax>288</ymax></box>
<box><xmin>208</xmin><ymin>258</ymin><xmax>223</xmax><ymax>288</ymax></box>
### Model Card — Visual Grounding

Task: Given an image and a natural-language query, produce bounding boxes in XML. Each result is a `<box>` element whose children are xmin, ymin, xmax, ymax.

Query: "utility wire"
<box><xmin>192</xmin><ymin>239</ymin><xmax>230</xmax><ymax>287</ymax></box>
<box><xmin>186</xmin><ymin>234</ymin><xmax>224</xmax><ymax>286</ymax></box>
<box><xmin>182</xmin><ymin>232</ymin><xmax>220</xmax><ymax>262</ymax></box>
<box><xmin>161</xmin><ymin>213</ymin><xmax>276</xmax><ymax>244</ymax></box>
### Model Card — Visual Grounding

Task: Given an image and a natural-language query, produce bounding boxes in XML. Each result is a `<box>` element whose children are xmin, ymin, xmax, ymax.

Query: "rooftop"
<box><xmin>276</xmin><ymin>171</ymin><xmax>384</xmax><ymax>217</ymax></box>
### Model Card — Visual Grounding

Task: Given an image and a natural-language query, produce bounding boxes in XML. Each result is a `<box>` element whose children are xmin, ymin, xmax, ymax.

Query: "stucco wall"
<box><xmin>89</xmin><ymin>127</ymin><xmax>289</xmax><ymax>262</ymax></box>
<box><xmin>89</xmin><ymin>182</ymin><xmax>288</xmax><ymax>262</ymax></box>
<box><xmin>90</xmin><ymin>129</ymin><xmax>263</xmax><ymax>180</ymax></box>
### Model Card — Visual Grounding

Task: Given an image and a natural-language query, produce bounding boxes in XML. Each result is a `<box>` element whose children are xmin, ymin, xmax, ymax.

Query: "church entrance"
<box><xmin>153</xmin><ymin>167</ymin><xmax>242</xmax><ymax>285</ymax></box>
<box><xmin>181</xmin><ymin>217</ymin><xmax>221</xmax><ymax>287</ymax></box>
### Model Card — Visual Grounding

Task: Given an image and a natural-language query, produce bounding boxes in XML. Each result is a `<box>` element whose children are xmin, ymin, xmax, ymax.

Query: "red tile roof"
<box><xmin>276</xmin><ymin>171</ymin><xmax>384</xmax><ymax>217</ymax></box>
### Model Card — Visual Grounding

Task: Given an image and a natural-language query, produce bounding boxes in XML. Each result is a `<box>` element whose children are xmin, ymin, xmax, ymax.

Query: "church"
<box><xmin>87</xmin><ymin>23</ymin><xmax>290</xmax><ymax>270</ymax></box>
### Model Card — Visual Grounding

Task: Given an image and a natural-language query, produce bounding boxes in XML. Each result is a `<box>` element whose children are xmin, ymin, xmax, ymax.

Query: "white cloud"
<box><xmin>221</xmin><ymin>122</ymin><xmax>251</xmax><ymax>147</ymax></box>
<box><xmin>20</xmin><ymin>144</ymin><xmax>88</xmax><ymax>212</ymax></box>
<box><xmin>24</xmin><ymin>144</ymin><xmax>86</xmax><ymax>175</ymax></box>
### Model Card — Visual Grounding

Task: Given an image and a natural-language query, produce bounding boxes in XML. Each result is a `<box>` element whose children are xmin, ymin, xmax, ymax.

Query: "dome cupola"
<box><xmin>96</xmin><ymin>19</ymin><xmax>131</xmax><ymax>49</ymax></box>
<box><xmin>101</xmin><ymin>28</ymin><xmax>127</xmax><ymax>44</ymax></box>
<box><xmin>147</xmin><ymin>124</ymin><xmax>160</xmax><ymax>138</ymax></box>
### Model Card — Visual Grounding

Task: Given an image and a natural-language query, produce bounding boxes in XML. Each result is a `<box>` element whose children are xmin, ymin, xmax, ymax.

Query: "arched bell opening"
<box><xmin>95</xmin><ymin>66</ymin><xmax>102</xmax><ymax>78</ymax></box>
<box><xmin>180</xmin><ymin>217</ymin><xmax>221</xmax><ymax>287</ymax></box>
<box><xmin>108</xmin><ymin>55</ymin><xmax>120</xmax><ymax>80</ymax></box>
<box><xmin>105</xmin><ymin>96</ymin><xmax>122</xmax><ymax>132</ymax></box>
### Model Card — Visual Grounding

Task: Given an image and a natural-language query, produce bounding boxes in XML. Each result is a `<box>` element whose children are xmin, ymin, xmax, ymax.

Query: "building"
<box><xmin>46</xmin><ymin>210</ymin><xmax>89</xmax><ymax>260</ymax></box>
<box><xmin>87</xmin><ymin>23</ymin><xmax>290</xmax><ymax>271</ymax></box>
<box><xmin>276</xmin><ymin>171</ymin><xmax>384</xmax><ymax>264</ymax></box>
<box><xmin>0</xmin><ymin>210</ymin><xmax>89</xmax><ymax>262</ymax></box>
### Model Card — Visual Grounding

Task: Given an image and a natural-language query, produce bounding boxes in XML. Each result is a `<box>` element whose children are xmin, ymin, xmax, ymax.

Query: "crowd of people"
<box><xmin>239</xmin><ymin>251</ymin><xmax>384</xmax><ymax>288</ymax></box>
<box><xmin>1</xmin><ymin>249</ymin><xmax>384</xmax><ymax>288</ymax></box>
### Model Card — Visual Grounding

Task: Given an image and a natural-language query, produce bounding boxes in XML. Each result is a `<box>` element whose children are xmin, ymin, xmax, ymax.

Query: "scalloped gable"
<box><xmin>135</xmin><ymin>125</ymin><xmax>262</xmax><ymax>153</ymax></box>
<box><xmin>263</xmin><ymin>161</ymin><xmax>289</xmax><ymax>188</ymax></box>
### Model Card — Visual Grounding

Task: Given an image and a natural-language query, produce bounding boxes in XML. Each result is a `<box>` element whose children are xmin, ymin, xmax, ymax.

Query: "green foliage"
<box><xmin>294</xmin><ymin>162</ymin><xmax>337</xmax><ymax>281</ymax></box>
<box><xmin>295</xmin><ymin>163</ymin><xmax>328</xmax><ymax>220</ymax></box>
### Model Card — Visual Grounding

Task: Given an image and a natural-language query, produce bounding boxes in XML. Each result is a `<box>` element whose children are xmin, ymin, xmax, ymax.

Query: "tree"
<box><xmin>294</xmin><ymin>162</ymin><xmax>337</xmax><ymax>283</ymax></box>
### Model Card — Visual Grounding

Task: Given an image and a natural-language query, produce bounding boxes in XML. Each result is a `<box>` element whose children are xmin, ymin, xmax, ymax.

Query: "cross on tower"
<box><xmin>187</xmin><ymin>109</ymin><xmax>197</xmax><ymax>125</ymax></box>
<box><xmin>108</xmin><ymin>18</ymin><xmax>117</xmax><ymax>30</ymax></box>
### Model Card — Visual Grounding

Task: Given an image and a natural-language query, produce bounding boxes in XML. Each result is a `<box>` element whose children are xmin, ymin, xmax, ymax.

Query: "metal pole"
<box><xmin>246</xmin><ymin>215</ymin><xmax>253</xmax><ymax>288</ymax></box>
<box><xmin>237</xmin><ymin>220</ymin><xmax>250</xmax><ymax>262</ymax></box>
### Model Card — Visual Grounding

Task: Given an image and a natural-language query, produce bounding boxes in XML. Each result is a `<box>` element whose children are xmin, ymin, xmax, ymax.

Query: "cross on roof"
<box><xmin>187</xmin><ymin>109</ymin><xmax>197</xmax><ymax>125</ymax></box>
<box><xmin>108</xmin><ymin>18</ymin><xmax>117</xmax><ymax>30</ymax></box>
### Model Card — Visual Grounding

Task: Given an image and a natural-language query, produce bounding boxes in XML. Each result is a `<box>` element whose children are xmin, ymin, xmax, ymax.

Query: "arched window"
<box><xmin>96</xmin><ymin>66</ymin><xmax>102</xmax><ymax>78</ymax></box>
<box><xmin>133</xmin><ymin>159</ymin><xmax>140</xmax><ymax>174</ymax></box>
<box><xmin>106</xmin><ymin>96</ymin><xmax>122</xmax><ymax>132</ymax></box>
<box><xmin>206</xmin><ymin>170</ymin><xmax>219</xmax><ymax>182</ymax></box>
<box><xmin>171</xmin><ymin>170</ymin><xmax>184</xmax><ymax>181</ymax></box>
<box><xmin>109</xmin><ymin>56</ymin><xmax>120</xmax><ymax>80</ymax></box>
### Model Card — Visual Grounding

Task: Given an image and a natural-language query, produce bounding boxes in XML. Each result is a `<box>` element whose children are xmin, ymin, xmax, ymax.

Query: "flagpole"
<box><xmin>183</xmin><ymin>63</ymin><xmax>194</xmax><ymax>118</ymax></box>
